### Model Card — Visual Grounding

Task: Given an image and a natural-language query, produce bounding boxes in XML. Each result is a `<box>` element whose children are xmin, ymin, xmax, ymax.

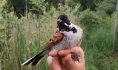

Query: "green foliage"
<box><xmin>2</xmin><ymin>0</ymin><xmax>44</xmax><ymax>18</ymax></box>
<box><xmin>79</xmin><ymin>8</ymin><xmax>117</xmax><ymax>70</ymax></box>
<box><xmin>79</xmin><ymin>0</ymin><xmax>97</xmax><ymax>10</ymax></box>
<box><xmin>79</xmin><ymin>9</ymin><xmax>114</xmax><ymax>51</ymax></box>
<box><xmin>113</xmin><ymin>12</ymin><xmax>118</xmax><ymax>51</ymax></box>
<box><xmin>97</xmin><ymin>0</ymin><xmax>117</xmax><ymax>16</ymax></box>
<box><xmin>66</xmin><ymin>0</ymin><xmax>99</xmax><ymax>11</ymax></box>
<box><xmin>79</xmin><ymin>9</ymin><xmax>102</xmax><ymax>29</ymax></box>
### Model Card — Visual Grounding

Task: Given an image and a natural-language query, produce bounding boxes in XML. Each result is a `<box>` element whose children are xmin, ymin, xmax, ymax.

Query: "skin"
<box><xmin>47</xmin><ymin>46</ymin><xmax>85</xmax><ymax>70</ymax></box>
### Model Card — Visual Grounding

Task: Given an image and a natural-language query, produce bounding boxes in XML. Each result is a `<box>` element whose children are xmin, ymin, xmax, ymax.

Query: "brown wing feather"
<box><xmin>44</xmin><ymin>31</ymin><xmax>63</xmax><ymax>50</ymax></box>
<box><xmin>21</xmin><ymin>31</ymin><xmax>63</xmax><ymax>66</ymax></box>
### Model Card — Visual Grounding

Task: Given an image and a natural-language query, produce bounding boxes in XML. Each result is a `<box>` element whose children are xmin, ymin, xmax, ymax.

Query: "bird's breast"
<box><xmin>52</xmin><ymin>28</ymin><xmax>82</xmax><ymax>51</ymax></box>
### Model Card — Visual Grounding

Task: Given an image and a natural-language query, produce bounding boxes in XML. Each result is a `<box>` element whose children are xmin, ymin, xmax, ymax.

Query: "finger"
<box><xmin>62</xmin><ymin>54</ymin><xmax>79</xmax><ymax>69</ymax></box>
<box><xmin>71</xmin><ymin>47</ymin><xmax>85</xmax><ymax>63</ymax></box>
<box><xmin>58</xmin><ymin>49</ymin><xmax>71</xmax><ymax>57</ymax></box>
<box><xmin>58</xmin><ymin>46</ymin><xmax>81</xmax><ymax>57</ymax></box>
<box><xmin>49</xmin><ymin>50</ymin><xmax>58</xmax><ymax>57</ymax></box>
<box><xmin>59</xmin><ymin>47</ymin><xmax>85</xmax><ymax>63</ymax></box>
<box><xmin>47</xmin><ymin>56</ymin><xmax>61</xmax><ymax>70</ymax></box>
<box><xmin>62</xmin><ymin>52</ymin><xmax>85</xmax><ymax>70</ymax></box>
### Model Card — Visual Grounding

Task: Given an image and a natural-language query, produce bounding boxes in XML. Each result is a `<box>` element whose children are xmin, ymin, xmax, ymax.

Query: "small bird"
<box><xmin>21</xmin><ymin>14</ymin><xmax>83</xmax><ymax>66</ymax></box>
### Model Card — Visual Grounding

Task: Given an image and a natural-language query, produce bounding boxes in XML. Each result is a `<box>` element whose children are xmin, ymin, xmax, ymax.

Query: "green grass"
<box><xmin>0</xmin><ymin>13</ymin><xmax>54</xmax><ymax>70</ymax></box>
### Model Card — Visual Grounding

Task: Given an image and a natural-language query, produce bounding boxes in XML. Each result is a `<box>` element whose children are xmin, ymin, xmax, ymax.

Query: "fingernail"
<box><xmin>47</xmin><ymin>56</ymin><xmax>53</xmax><ymax>64</ymax></box>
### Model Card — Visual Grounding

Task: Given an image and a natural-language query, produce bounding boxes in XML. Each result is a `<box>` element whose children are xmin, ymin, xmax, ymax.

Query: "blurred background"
<box><xmin>0</xmin><ymin>0</ymin><xmax>118</xmax><ymax>70</ymax></box>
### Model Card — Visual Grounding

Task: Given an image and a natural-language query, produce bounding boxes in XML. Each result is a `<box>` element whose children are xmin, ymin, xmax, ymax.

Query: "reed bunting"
<box><xmin>22</xmin><ymin>14</ymin><xmax>83</xmax><ymax>66</ymax></box>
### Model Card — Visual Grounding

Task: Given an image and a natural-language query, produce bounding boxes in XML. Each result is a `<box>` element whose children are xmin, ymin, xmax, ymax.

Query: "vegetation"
<box><xmin>0</xmin><ymin>0</ymin><xmax>118</xmax><ymax>70</ymax></box>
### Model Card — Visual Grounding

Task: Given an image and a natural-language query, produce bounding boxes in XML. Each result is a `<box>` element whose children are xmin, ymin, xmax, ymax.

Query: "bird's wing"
<box><xmin>44</xmin><ymin>31</ymin><xmax>63</xmax><ymax>50</ymax></box>
<box><xmin>21</xmin><ymin>31</ymin><xmax>63</xmax><ymax>66</ymax></box>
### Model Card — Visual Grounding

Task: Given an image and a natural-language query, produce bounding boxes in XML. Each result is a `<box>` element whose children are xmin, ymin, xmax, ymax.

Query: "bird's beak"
<box><xmin>57</xmin><ymin>19</ymin><xmax>62</xmax><ymax>22</ymax></box>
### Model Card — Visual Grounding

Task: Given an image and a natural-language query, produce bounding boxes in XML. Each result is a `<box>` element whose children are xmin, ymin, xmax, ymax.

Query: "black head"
<box><xmin>57</xmin><ymin>14</ymin><xmax>70</xmax><ymax>25</ymax></box>
<box><xmin>57</xmin><ymin>14</ymin><xmax>77</xmax><ymax>33</ymax></box>
<box><xmin>57</xmin><ymin>14</ymin><xmax>70</xmax><ymax>31</ymax></box>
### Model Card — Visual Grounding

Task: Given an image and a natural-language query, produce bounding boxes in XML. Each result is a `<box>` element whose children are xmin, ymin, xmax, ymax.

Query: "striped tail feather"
<box><xmin>21</xmin><ymin>49</ymin><xmax>49</xmax><ymax>66</ymax></box>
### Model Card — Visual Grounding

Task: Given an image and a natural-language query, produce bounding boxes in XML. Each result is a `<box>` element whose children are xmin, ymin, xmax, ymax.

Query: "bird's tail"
<box><xmin>21</xmin><ymin>49</ymin><xmax>49</xmax><ymax>66</ymax></box>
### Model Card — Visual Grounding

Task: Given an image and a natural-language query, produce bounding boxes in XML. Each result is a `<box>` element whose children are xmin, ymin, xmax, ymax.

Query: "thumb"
<box><xmin>47</xmin><ymin>56</ymin><xmax>61</xmax><ymax>70</ymax></box>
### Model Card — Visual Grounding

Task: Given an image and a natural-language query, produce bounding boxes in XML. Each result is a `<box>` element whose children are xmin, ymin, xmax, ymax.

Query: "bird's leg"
<box><xmin>70</xmin><ymin>52</ymin><xmax>79</xmax><ymax>62</ymax></box>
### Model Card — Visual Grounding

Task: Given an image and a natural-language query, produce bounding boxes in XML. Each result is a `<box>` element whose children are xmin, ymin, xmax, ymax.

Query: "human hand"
<box><xmin>47</xmin><ymin>46</ymin><xmax>85</xmax><ymax>70</ymax></box>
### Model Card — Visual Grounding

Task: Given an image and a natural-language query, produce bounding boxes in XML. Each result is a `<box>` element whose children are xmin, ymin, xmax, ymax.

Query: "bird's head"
<box><xmin>57</xmin><ymin>14</ymin><xmax>71</xmax><ymax>31</ymax></box>
<box><xmin>57</xmin><ymin>14</ymin><xmax>70</xmax><ymax>25</ymax></box>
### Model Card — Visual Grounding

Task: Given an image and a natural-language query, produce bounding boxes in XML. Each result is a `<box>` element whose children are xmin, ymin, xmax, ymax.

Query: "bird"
<box><xmin>21</xmin><ymin>14</ymin><xmax>83</xmax><ymax>66</ymax></box>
